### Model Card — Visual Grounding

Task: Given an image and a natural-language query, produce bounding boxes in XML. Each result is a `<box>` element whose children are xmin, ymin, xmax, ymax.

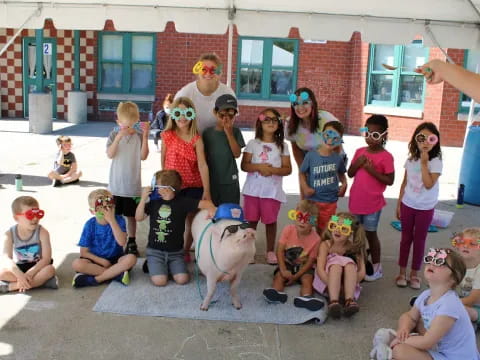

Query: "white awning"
<box><xmin>1</xmin><ymin>0</ymin><xmax>480</xmax><ymax>48</ymax></box>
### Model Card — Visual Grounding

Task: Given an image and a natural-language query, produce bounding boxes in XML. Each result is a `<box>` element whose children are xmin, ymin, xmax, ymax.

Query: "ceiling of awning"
<box><xmin>1</xmin><ymin>0</ymin><xmax>480</xmax><ymax>48</ymax></box>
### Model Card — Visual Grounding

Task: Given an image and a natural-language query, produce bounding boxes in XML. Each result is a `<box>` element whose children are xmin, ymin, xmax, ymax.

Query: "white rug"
<box><xmin>93</xmin><ymin>261</ymin><xmax>328</xmax><ymax>325</ymax></box>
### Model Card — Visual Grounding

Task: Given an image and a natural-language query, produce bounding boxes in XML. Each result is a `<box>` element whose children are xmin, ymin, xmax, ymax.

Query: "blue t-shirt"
<box><xmin>414</xmin><ymin>289</ymin><xmax>480</xmax><ymax>360</ymax></box>
<box><xmin>300</xmin><ymin>151</ymin><xmax>346</xmax><ymax>203</ymax></box>
<box><xmin>77</xmin><ymin>215</ymin><xmax>126</xmax><ymax>259</ymax></box>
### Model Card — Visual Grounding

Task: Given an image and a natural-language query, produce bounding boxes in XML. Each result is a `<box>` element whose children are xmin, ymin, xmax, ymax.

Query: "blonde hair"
<box><xmin>56</xmin><ymin>135</ymin><xmax>72</xmax><ymax>145</ymax></box>
<box><xmin>296</xmin><ymin>200</ymin><xmax>318</xmax><ymax>217</ymax></box>
<box><xmin>463</xmin><ymin>227</ymin><xmax>480</xmax><ymax>240</ymax></box>
<box><xmin>198</xmin><ymin>53</ymin><xmax>222</xmax><ymax>67</ymax></box>
<box><xmin>154</xmin><ymin>170</ymin><xmax>182</xmax><ymax>192</ymax></box>
<box><xmin>322</xmin><ymin>212</ymin><xmax>367</xmax><ymax>257</ymax></box>
<box><xmin>116</xmin><ymin>101</ymin><xmax>139</xmax><ymax>125</ymax></box>
<box><xmin>12</xmin><ymin>196</ymin><xmax>39</xmax><ymax>214</ymax></box>
<box><xmin>164</xmin><ymin>97</ymin><xmax>199</xmax><ymax>138</ymax></box>
<box><xmin>88</xmin><ymin>189</ymin><xmax>113</xmax><ymax>209</ymax></box>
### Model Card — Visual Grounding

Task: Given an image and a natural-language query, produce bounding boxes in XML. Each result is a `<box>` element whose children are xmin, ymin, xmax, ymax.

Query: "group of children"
<box><xmin>1</xmin><ymin>80</ymin><xmax>479</xmax><ymax>358</ymax></box>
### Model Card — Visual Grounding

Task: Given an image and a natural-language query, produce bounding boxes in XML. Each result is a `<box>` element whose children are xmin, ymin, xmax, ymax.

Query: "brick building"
<box><xmin>0</xmin><ymin>20</ymin><xmax>477</xmax><ymax>146</ymax></box>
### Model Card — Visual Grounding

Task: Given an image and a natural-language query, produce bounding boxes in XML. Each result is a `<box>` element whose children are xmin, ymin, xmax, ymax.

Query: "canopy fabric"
<box><xmin>1</xmin><ymin>0</ymin><xmax>480</xmax><ymax>48</ymax></box>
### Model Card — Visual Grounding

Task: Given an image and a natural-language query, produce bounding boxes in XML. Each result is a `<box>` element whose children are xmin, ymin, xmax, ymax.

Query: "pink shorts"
<box><xmin>313</xmin><ymin>253</ymin><xmax>361</xmax><ymax>300</ymax></box>
<box><xmin>243</xmin><ymin>195</ymin><xmax>281</xmax><ymax>225</ymax></box>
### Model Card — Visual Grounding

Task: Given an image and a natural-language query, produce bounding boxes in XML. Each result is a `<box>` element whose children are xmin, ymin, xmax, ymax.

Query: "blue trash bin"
<box><xmin>459</xmin><ymin>125</ymin><xmax>480</xmax><ymax>205</ymax></box>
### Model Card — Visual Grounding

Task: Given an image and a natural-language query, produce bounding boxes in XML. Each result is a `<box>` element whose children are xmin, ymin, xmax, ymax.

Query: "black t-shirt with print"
<box><xmin>144</xmin><ymin>196</ymin><xmax>199</xmax><ymax>252</ymax></box>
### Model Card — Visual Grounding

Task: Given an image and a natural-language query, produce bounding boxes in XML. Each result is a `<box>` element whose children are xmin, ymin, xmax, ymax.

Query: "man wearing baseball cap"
<box><xmin>202</xmin><ymin>94</ymin><xmax>245</xmax><ymax>206</ymax></box>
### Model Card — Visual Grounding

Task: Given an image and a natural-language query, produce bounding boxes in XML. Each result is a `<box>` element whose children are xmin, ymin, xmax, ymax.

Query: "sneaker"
<box><xmin>364</xmin><ymin>264</ymin><xmax>383</xmax><ymax>282</ymax></box>
<box><xmin>125</xmin><ymin>241</ymin><xmax>139</xmax><ymax>256</ymax></box>
<box><xmin>263</xmin><ymin>288</ymin><xmax>288</xmax><ymax>303</ymax></box>
<box><xmin>293</xmin><ymin>296</ymin><xmax>324</xmax><ymax>311</ymax></box>
<box><xmin>72</xmin><ymin>273</ymin><xmax>98</xmax><ymax>288</ymax></box>
<box><xmin>142</xmin><ymin>259</ymin><xmax>149</xmax><ymax>273</ymax></box>
<box><xmin>52</xmin><ymin>179</ymin><xmax>61</xmax><ymax>187</ymax></box>
<box><xmin>42</xmin><ymin>276</ymin><xmax>59</xmax><ymax>289</ymax></box>
<box><xmin>266</xmin><ymin>251</ymin><xmax>278</xmax><ymax>265</ymax></box>
<box><xmin>0</xmin><ymin>280</ymin><xmax>9</xmax><ymax>293</ymax></box>
<box><xmin>114</xmin><ymin>271</ymin><xmax>130</xmax><ymax>286</ymax></box>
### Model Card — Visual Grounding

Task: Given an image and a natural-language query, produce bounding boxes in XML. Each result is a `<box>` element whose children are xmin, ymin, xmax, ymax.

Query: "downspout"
<box><xmin>0</xmin><ymin>5</ymin><xmax>42</xmax><ymax>57</ymax></box>
<box><xmin>226</xmin><ymin>2</ymin><xmax>236</xmax><ymax>88</ymax></box>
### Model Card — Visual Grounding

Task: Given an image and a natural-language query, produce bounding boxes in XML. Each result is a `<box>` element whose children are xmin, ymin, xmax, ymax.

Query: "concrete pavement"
<box><xmin>0</xmin><ymin>119</ymin><xmax>478</xmax><ymax>360</ymax></box>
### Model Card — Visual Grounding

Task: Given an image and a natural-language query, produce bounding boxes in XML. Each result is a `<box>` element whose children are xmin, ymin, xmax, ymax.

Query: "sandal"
<box><xmin>328</xmin><ymin>300</ymin><xmax>342</xmax><ymax>319</ymax></box>
<box><xmin>409</xmin><ymin>276</ymin><xmax>421</xmax><ymax>290</ymax></box>
<box><xmin>344</xmin><ymin>298</ymin><xmax>360</xmax><ymax>317</ymax></box>
<box><xmin>395</xmin><ymin>275</ymin><xmax>408</xmax><ymax>288</ymax></box>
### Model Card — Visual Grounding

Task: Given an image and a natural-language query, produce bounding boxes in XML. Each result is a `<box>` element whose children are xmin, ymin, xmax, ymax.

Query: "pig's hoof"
<box><xmin>200</xmin><ymin>305</ymin><xmax>209</xmax><ymax>311</ymax></box>
<box><xmin>233</xmin><ymin>302</ymin><xmax>242</xmax><ymax>310</ymax></box>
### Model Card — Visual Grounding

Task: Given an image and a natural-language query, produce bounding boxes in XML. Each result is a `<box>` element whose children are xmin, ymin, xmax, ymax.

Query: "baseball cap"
<box><xmin>212</xmin><ymin>203</ymin><xmax>245</xmax><ymax>223</ymax></box>
<box><xmin>215</xmin><ymin>94</ymin><xmax>238</xmax><ymax>112</ymax></box>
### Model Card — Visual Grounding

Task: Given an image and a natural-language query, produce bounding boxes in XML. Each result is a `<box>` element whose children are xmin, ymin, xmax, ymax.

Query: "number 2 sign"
<box><xmin>43</xmin><ymin>43</ymin><xmax>52</xmax><ymax>55</ymax></box>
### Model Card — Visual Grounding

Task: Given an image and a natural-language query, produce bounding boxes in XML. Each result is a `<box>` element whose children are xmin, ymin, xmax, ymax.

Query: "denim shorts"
<box><xmin>353</xmin><ymin>210</ymin><xmax>382</xmax><ymax>232</ymax></box>
<box><xmin>146</xmin><ymin>248</ymin><xmax>186</xmax><ymax>276</ymax></box>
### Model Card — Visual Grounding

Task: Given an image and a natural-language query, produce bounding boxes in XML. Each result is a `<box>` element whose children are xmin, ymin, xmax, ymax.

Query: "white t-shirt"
<box><xmin>459</xmin><ymin>263</ymin><xmax>480</xmax><ymax>298</ymax></box>
<box><xmin>175</xmin><ymin>81</ymin><xmax>236</xmax><ymax>133</ymax></box>
<box><xmin>241</xmin><ymin>139</ymin><xmax>290</xmax><ymax>202</ymax></box>
<box><xmin>402</xmin><ymin>157</ymin><xmax>442</xmax><ymax>210</ymax></box>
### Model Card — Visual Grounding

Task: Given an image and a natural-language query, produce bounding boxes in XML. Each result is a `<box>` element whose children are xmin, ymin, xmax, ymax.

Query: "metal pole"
<box><xmin>35</xmin><ymin>29</ymin><xmax>44</xmax><ymax>92</ymax></box>
<box><xmin>74</xmin><ymin>30</ymin><xmax>81</xmax><ymax>91</ymax></box>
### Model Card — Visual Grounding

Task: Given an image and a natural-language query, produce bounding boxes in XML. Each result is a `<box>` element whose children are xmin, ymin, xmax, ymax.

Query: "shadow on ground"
<box><xmin>0</xmin><ymin>174</ymin><xmax>107</xmax><ymax>188</ymax></box>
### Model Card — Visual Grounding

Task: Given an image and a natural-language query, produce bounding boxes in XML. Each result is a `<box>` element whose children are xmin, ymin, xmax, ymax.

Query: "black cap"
<box><xmin>215</xmin><ymin>94</ymin><xmax>238</xmax><ymax>112</ymax></box>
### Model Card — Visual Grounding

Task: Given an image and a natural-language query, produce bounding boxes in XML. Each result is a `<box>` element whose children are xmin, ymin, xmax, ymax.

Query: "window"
<box><xmin>98</xmin><ymin>32</ymin><xmax>156</xmax><ymax>94</ymax></box>
<box><xmin>366</xmin><ymin>41</ymin><xmax>428</xmax><ymax>109</ymax></box>
<box><xmin>236</xmin><ymin>37</ymin><xmax>298</xmax><ymax>100</ymax></box>
<box><xmin>460</xmin><ymin>50</ymin><xmax>480</xmax><ymax>113</ymax></box>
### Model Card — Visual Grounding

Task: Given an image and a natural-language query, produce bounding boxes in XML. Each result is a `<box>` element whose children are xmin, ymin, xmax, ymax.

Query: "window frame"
<box><xmin>366</xmin><ymin>41</ymin><xmax>429</xmax><ymax>109</ymax></box>
<box><xmin>97</xmin><ymin>32</ymin><xmax>156</xmax><ymax>95</ymax></box>
<box><xmin>459</xmin><ymin>49</ymin><xmax>480</xmax><ymax>114</ymax></box>
<box><xmin>236</xmin><ymin>36</ymin><xmax>299</xmax><ymax>101</ymax></box>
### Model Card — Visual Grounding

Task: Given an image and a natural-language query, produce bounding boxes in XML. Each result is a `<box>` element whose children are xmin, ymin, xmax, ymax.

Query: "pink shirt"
<box><xmin>279</xmin><ymin>224</ymin><xmax>320</xmax><ymax>264</ymax></box>
<box><xmin>348</xmin><ymin>147</ymin><xmax>394</xmax><ymax>214</ymax></box>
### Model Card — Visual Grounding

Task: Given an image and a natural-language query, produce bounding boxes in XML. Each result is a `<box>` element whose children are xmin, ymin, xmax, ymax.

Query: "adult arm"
<box><xmin>291</xmin><ymin>141</ymin><xmax>305</xmax><ymax>168</ymax></box>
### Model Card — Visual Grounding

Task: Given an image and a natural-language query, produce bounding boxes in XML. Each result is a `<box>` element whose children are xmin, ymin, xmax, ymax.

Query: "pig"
<box><xmin>192</xmin><ymin>209</ymin><xmax>256</xmax><ymax>311</ymax></box>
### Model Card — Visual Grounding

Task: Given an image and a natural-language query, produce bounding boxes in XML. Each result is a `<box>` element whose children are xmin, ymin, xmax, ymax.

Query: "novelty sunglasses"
<box><xmin>170</xmin><ymin>107</ymin><xmax>196</xmax><ymax>121</ymax></box>
<box><xmin>451</xmin><ymin>233</ymin><xmax>479</xmax><ymax>249</ymax></box>
<box><xmin>221</xmin><ymin>223</ymin><xmax>250</xmax><ymax>240</ymax></box>
<box><xmin>415</xmin><ymin>133</ymin><xmax>438</xmax><ymax>145</ymax></box>
<box><xmin>360</xmin><ymin>127</ymin><xmax>388</xmax><ymax>141</ymax></box>
<box><xmin>424</xmin><ymin>248</ymin><xmax>454</xmax><ymax>270</ymax></box>
<box><xmin>327</xmin><ymin>215</ymin><xmax>352</xmax><ymax>236</ymax></box>
<box><xmin>289</xmin><ymin>91</ymin><xmax>311</xmax><ymax>107</ymax></box>
<box><xmin>16</xmin><ymin>208</ymin><xmax>45</xmax><ymax>220</ymax></box>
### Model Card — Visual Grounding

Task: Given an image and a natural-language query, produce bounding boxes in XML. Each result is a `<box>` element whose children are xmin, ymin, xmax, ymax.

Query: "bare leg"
<box><xmin>365</xmin><ymin>230</ymin><xmax>381</xmax><ymax>264</ymax></box>
<box><xmin>327</xmin><ymin>264</ymin><xmax>343</xmax><ymax>301</ymax></box>
<box><xmin>200</xmin><ymin>276</ymin><xmax>218</xmax><ymax>311</ymax></box>
<box><xmin>172</xmin><ymin>273</ymin><xmax>189</xmax><ymax>285</ymax></box>
<box><xmin>272</xmin><ymin>271</ymin><xmax>286</xmax><ymax>292</ymax></box>
<box><xmin>265</xmin><ymin>222</ymin><xmax>277</xmax><ymax>253</ymax></box>
<box><xmin>72</xmin><ymin>258</ymin><xmax>106</xmax><ymax>276</ymax></box>
<box><xmin>392</xmin><ymin>344</ymin><xmax>433</xmax><ymax>360</ymax></box>
<box><xmin>249</xmin><ymin>221</ymin><xmax>259</xmax><ymax>231</ymax></box>
<box><xmin>95</xmin><ymin>254</ymin><xmax>136</xmax><ymax>283</ymax></box>
<box><xmin>126</xmin><ymin>216</ymin><xmax>136</xmax><ymax>239</ymax></box>
<box><xmin>7</xmin><ymin>265</ymin><xmax>55</xmax><ymax>291</ymax></box>
<box><xmin>150</xmin><ymin>275</ymin><xmax>168</xmax><ymax>287</ymax></box>
<box><xmin>300</xmin><ymin>273</ymin><xmax>314</xmax><ymax>296</ymax></box>
<box><xmin>343</xmin><ymin>263</ymin><xmax>357</xmax><ymax>300</ymax></box>
<box><xmin>61</xmin><ymin>171</ymin><xmax>82</xmax><ymax>184</ymax></box>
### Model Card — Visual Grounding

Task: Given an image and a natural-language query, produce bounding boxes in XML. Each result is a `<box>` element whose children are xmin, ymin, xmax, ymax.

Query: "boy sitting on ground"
<box><xmin>0</xmin><ymin>196</ymin><xmax>58</xmax><ymax>293</ymax></box>
<box><xmin>72</xmin><ymin>189</ymin><xmax>137</xmax><ymax>288</ymax></box>
<box><xmin>135</xmin><ymin>170</ymin><xmax>216</xmax><ymax>286</ymax></box>
<box><xmin>48</xmin><ymin>135</ymin><xmax>82</xmax><ymax>187</ymax></box>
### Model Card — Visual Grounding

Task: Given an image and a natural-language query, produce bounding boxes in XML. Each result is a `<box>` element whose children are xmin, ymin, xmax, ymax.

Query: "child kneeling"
<box><xmin>263</xmin><ymin>200</ymin><xmax>323</xmax><ymax>311</ymax></box>
<box><xmin>0</xmin><ymin>196</ymin><xmax>57</xmax><ymax>293</ymax></box>
<box><xmin>72</xmin><ymin>189</ymin><xmax>136</xmax><ymax>287</ymax></box>
<box><xmin>135</xmin><ymin>170</ymin><xmax>216</xmax><ymax>286</ymax></box>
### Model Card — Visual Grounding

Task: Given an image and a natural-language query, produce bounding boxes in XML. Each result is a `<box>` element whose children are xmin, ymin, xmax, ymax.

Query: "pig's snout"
<box><xmin>244</xmin><ymin>228</ymin><xmax>256</xmax><ymax>239</ymax></box>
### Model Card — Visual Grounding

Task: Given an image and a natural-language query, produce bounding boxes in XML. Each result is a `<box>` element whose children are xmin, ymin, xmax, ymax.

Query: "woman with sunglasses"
<box><xmin>286</xmin><ymin>88</ymin><xmax>343</xmax><ymax>188</ymax></box>
<box><xmin>347</xmin><ymin>115</ymin><xmax>395</xmax><ymax>283</ymax></box>
<box><xmin>161</xmin><ymin>97</ymin><xmax>211</xmax><ymax>263</ymax></box>
<box><xmin>175</xmin><ymin>53</ymin><xmax>236</xmax><ymax>134</ymax></box>
<box><xmin>391</xmin><ymin>248</ymin><xmax>480</xmax><ymax>360</ymax></box>
<box><xmin>0</xmin><ymin>196</ymin><xmax>57</xmax><ymax>293</ymax></box>
<box><xmin>395</xmin><ymin>122</ymin><xmax>443</xmax><ymax>289</ymax></box>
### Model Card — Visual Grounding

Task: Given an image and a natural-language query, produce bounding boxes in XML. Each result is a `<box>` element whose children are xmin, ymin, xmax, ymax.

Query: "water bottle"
<box><xmin>15</xmin><ymin>174</ymin><xmax>23</xmax><ymax>191</ymax></box>
<box><xmin>457</xmin><ymin>184</ymin><xmax>465</xmax><ymax>208</ymax></box>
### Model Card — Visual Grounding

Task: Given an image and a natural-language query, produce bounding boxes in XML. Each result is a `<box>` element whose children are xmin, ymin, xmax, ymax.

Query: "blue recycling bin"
<box><xmin>459</xmin><ymin>125</ymin><xmax>480</xmax><ymax>205</ymax></box>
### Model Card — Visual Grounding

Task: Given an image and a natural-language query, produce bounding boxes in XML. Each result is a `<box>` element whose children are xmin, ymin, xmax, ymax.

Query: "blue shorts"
<box><xmin>353</xmin><ymin>210</ymin><xmax>382</xmax><ymax>232</ymax></box>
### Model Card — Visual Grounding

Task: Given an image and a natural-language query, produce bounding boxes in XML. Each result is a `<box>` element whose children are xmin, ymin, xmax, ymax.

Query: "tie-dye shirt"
<box><xmin>286</xmin><ymin>110</ymin><xmax>339</xmax><ymax>152</ymax></box>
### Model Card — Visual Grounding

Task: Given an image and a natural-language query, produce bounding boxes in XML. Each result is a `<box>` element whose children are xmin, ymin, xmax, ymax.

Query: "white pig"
<box><xmin>192</xmin><ymin>209</ymin><xmax>256</xmax><ymax>311</ymax></box>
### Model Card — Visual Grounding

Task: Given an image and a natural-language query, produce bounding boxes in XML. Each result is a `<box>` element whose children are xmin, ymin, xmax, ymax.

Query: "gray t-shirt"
<box><xmin>11</xmin><ymin>224</ymin><xmax>42</xmax><ymax>264</ymax></box>
<box><xmin>300</xmin><ymin>151</ymin><xmax>346</xmax><ymax>203</ymax></box>
<box><xmin>106</xmin><ymin>129</ymin><xmax>143</xmax><ymax>197</ymax></box>
<box><xmin>54</xmin><ymin>151</ymin><xmax>76</xmax><ymax>175</ymax></box>
<box><xmin>175</xmin><ymin>81</ymin><xmax>236</xmax><ymax>133</ymax></box>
